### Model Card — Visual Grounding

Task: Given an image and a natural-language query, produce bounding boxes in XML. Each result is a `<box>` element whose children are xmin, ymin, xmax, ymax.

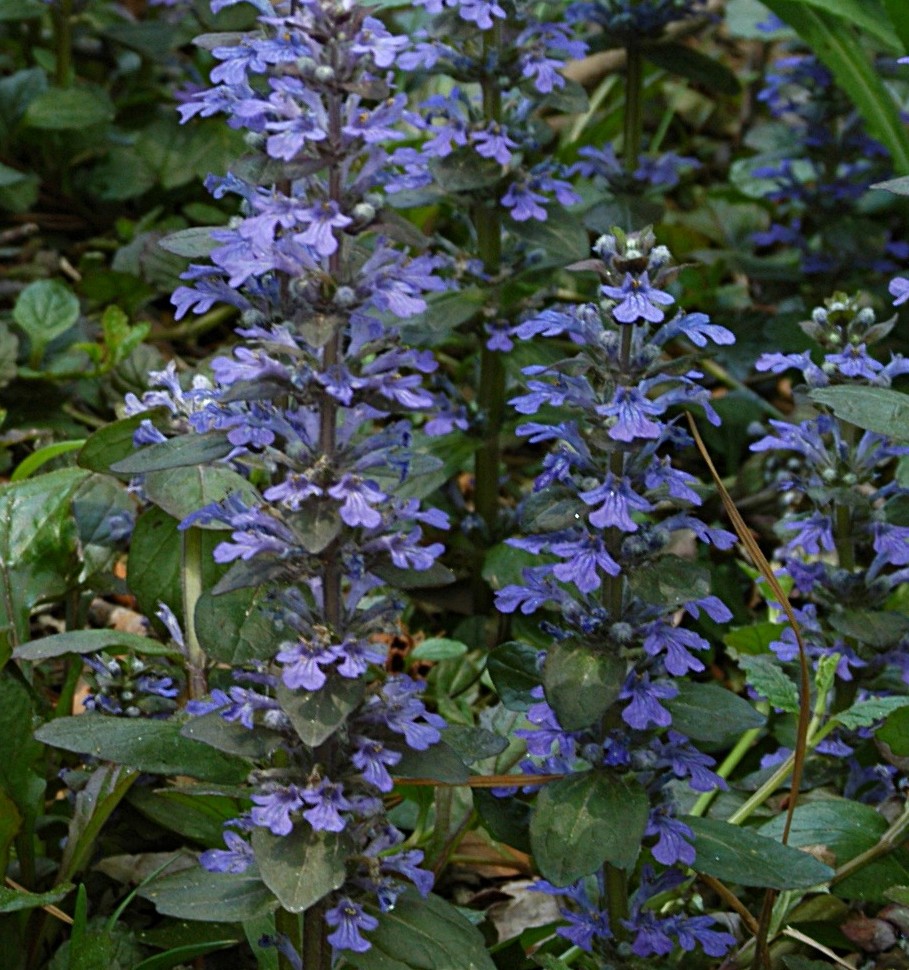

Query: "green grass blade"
<box><xmin>763</xmin><ymin>0</ymin><xmax>909</xmax><ymax>173</ymax></box>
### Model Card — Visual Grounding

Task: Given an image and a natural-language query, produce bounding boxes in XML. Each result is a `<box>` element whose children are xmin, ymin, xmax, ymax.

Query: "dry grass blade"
<box><xmin>3</xmin><ymin>876</ymin><xmax>74</xmax><ymax>926</ymax></box>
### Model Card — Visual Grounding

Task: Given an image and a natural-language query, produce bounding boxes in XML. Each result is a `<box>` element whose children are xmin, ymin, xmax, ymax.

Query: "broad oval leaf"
<box><xmin>686</xmin><ymin>816</ymin><xmax>833</xmax><ymax>889</ymax></box>
<box><xmin>143</xmin><ymin>464</ymin><xmax>260</xmax><ymax>528</ymax></box>
<box><xmin>139</xmin><ymin>867</ymin><xmax>276</xmax><ymax>922</ymax></box>
<box><xmin>530</xmin><ymin>772</ymin><xmax>648</xmax><ymax>885</ymax></box>
<box><xmin>277</xmin><ymin>677</ymin><xmax>364</xmax><ymax>748</ymax></box>
<box><xmin>392</xmin><ymin>741</ymin><xmax>470</xmax><ymax>784</ymax></box>
<box><xmin>666</xmin><ymin>681</ymin><xmax>766</xmax><ymax>743</ymax></box>
<box><xmin>486</xmin><ymin>641</ymin><xmax>540</xmax><ymax>712</ymax></box>
<box><xmin>110</xmin><ymin>432</ymin><xmax>234</xmax><ymax>474</ymax></box>
<box><xmin>346</xmin><ymin>891</ymin><xmax>496</xmax><ymax>970</ymax></box>
<box><xmin>809</xmin><ymin>386</ymin><xmax>909</xmax><ymax>441</ymax></box>
<box><xmin>34</xmin><ymin>716</ymin><xmax>249</xmax><ymax>783</ymax></box>
<box><xmin>758</xmin><ymin>798</ymin><xmax>909</xmax><ymax>900</ymax></box>
<box><xmin>543</xmin><ymin>640</ymin><xmax>624</xmax><ymax>731</ymax></box>
<box><xmin>194</xmin><ymin>585</ymin><xmax>285</xmax><ymax>664</ymax></box>
<box><xmin>252</xmin><ymin>826</ymin><xmax>348</xmax><ymax>913</ymax></box>
<box><xmin>13</xmin><ymin>629</ymin><xmax>177</xmax><ymax>661</ymax></box>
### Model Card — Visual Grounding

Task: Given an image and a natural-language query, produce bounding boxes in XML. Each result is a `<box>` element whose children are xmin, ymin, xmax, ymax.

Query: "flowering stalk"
<box><xmin>746</xmin><ymin>284</ymin><xmax>909</xmax><ymax>803</ymax></box>
<box><xmin>494</xmin><ymin>227</ymin><xmax>738</xmax><ymax>961</ymax></box>
<box><xmin>123</xmin><ymin>0</ymin><xmax>472</xmax><ymax>959</ymax></box>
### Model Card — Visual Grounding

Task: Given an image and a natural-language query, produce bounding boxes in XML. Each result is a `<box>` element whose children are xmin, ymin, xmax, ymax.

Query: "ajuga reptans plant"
<box><xmin>493</xmin><ymin>228</ymin><xmax>737</xmax><ymax>961</ymax></box>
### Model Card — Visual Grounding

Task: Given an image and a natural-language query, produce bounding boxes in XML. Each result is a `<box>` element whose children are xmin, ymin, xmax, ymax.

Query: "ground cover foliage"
<box><xmin>4</xmin><ymin>0</ymin><xmax>909</xmax><ymax>967</ymax></box>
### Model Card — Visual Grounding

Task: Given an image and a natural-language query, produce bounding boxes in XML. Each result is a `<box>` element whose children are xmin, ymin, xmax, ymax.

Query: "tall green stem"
<box><xmin>52</xmin><ymin>0</ymin><xmax>73</xmax><ymax>87</ymax></box>
<box><xmin>623</xmin><ymin>46</ymin><xmax>645</xmax><ymax>170</ymax></box>
<box><xmin>473</xmin><ymin>23</ymin><xmax>505</xmax><ymax>547</ymax></box>
<box><xmin>181</xmin><ymin>527</ymin><xmax>208</xmax><ymax>701</ymax></box>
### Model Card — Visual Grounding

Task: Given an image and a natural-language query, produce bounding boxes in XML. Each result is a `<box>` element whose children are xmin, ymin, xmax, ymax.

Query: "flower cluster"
<box><xmin>751</xmin><ymin>288</ymin><xmax>909</xmax><ymax>706</ymax></box>
<box><xmin>749</xmin><ymin>53</ymin><xmax>904</xmax><ymax>276</ymax></box>
<box><xmin>124</xmin><ymin>0</ymin><xmax>464</xmax><ymax>956</ymax></box>
<box><xmin>385</xmin><ymin>3</ymin><xmax>585</xmax><ymax>227</ymax></box>
<box><xmin>494</xmin><ymin>228</ymin><xmax>736</xmax><ymax>959</ymax></box>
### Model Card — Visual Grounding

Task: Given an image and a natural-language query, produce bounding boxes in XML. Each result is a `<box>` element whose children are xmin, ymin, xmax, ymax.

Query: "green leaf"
<box><xmin>110</xmin><ymin>432</ymin><xmax>234</xmax><ymax>474</ymax></box>
<box><xmin>761</xmin><ymin>1</ymin><xmax>909</xmax><ymax>172</ymax></box>
<box><xmin>884</xmin><ymin>0</ymin><xmax>909</xmax><ymax>49</ymax></box>
<box><xmin>180</xmin><ymin>712</ymin><xmax>283</xmax><ymax>761</ymax></box>
<box><xmin>410</xmin><ymin>638</ymin><xmax>468</xmax><ymax>661</ymax></box>
<box><xmin>782</xmin><ymin>958</ymin><xmax>835</xmax><ymax>970</ymax></box>
<box><xmin>194</xmin><ymin>585</ymin><xmax>285</xmax><ymax>664</ymax></box>
<box><xmin>345</xmin><ymin>891</ymin><xmax>496</xmax><ymax>970</ymax></box>
<box><xmin>128</xmin><ymin>787</ymin><xmax>242</xmax><ymax>846</ymax></box>
<box><xmin>486</xmin><ymin>641</ymin><xmax>540</xmax><ymax>712</ymax></box>
<box><xmin>57</xmin><ymin>764</ymin><xmax>138</xmax><ymax>885</ymax></box>
<box><xmin>834</xmin><ymin>697</ymin><xmax>909</xmax><ymax>728</ymax></box>
<box><xmin>829</xmin><ymin>610</ymin><xmax>909</xmax><ymax>649</ymax></box>
<box><xmin>686</xmin><ymin>816</ymin><xmax>833</xmax><ymax>889</ymax></box>
<box><xmin>78</xmin><ymin>410</ymin><xmax>169</xmax><ymax>475</ymax></box>
<box><xmin>24</xmin><ymin>86</ymin><xmax>114</xmax><ymax>129</ymax></box>
<box><xmin>143</xmin><ymin>464</ymin><xmax>260</xmax><ymax>527</ymax></box>
<box><xmin>392</xmin><ymin>741</ymin><xmax>470</xmax><ymax>784</ymax></box>
<box><xmin>643</xmin><ymin>42</ymin><xmax>741</xmax><ymax>93</ymax></box>
<box><xmin>132</xmin><ymin>940</ymin><xmax>236</xmax><ymax>970</ymax></box>
<box><xmin>724</xmin><ymin>622</ymin><xmax>787</xmax><ymax>655</ymax></box>
<box><xmin>252</xmin><ymin>827</ymin><xmax>348</xmax><ymax>913</ymax></box>
<box><xmin>12</xmin><ymin>279</ymin><xmax>79</xmax><ymax>363</ymax></box>
<box><xmin>770</xmin><ymin>0</ymin><xmax>899</xmax><ymax>51</ymax></box>
<box><xmin>139</xmin><ymin>868</ymin><xmax>276</xmax><ymax>923</ymax></box>
<box><xmin>758</xmin><ymin>798</ymin><xmax>909</xmax><ymax>900</ymax></box>
<box><xmin>127</xmin><ymin>506</ymin><xmax>182</xmax><ymax>620</ymax></box>
<box><xmin>429</xmin><ymin>148</ymin><xmax>501</xmax><ymax>192</ymax></box>
<box><xmin>0</xmin><ymin>671</ymin><xmax>44</xmax><ymax>831</ymax></box>
<box><xmin>372</xmin><ymin>561</ymin><xmax>456</xmax><ymax>589</ymax></box>
<box><xmin>398</xmin><ymin>287</ymin><xmax>485</xmax><ymax>344</ymax></box>
<box><xmin>13</xmin><ymin>629</ymin><xmax>176</xmax><ymax>661</ymax></box>
<box><xmin>10</xmin><ymin>440</ymin><xmax>86</xmax><ymax>482</ymax></box>
<box><xmin>34</xmin><ymin>717</ymin><xmax>249</xmax><ymax>783</ymax></box>
<box><xmin>277</xmin><ymin>677</ymin><xmax>364</xmax><ymax>748</ymax></box>
<box><xmin>666</xmin><ymin>681</ymin><xmax>766</xmax><ymax>743</ymax></box>
<box><xmin>441</xmin><ymin>726</ymin><xmax>507</xmax><ymax>763</ymax></box>
<box><xmin>873</xmin><ymin>175</ymin><xmax>909</xmax><ymax>196</ymax></box>
<box><xmin>509</xmin><ymin>207</ymin><xmax>589</xmax><ymax>270</ymax></box>
<box><xmin>158</xmin><ymin>227</ymin><xmax>219</xmax><ymax>258</ymax></box>
<box><xmin>628</xmin><ymin>556</ymin><xmax>710</xmax><ymax>610</ymax></box>
<box><xmin>0</xmin><ymin>467</ymin><xmax>88</xmax><ymax>661</ymax></box>
<box><xmin>810</xmin><ymin>386</ymin><xmax>909</xmax><ymax>440</ymax></box>
<box><xmin>542</xmin><ymin>640</ymin><xmax>624</xmax><ymax>731</ymax></box>
<box><xmin>0</xmin><ymin>788</ymin><xmax>21</xmax><ymax>872</ymax></box>
<box><xmin>473</xmin><ymin>790</ymin><xmax>531</xmax><ymax>854</ymax></box>
<box><xmin>737</xmin><ymin>654</ymin><xmax>799</xmax><ymax>713</ymax></box>
<box><xmin>877</xmin><ymin>705</ymin><xmax>909</xmax><ymax>756</ymax></box>
<box><xmin>530</xmin><ymin>772</ymin><xmax>648</xmax><ymax>885</ymax></box>
<box><xmin>0</xmin><ymin>884</ymin><xmax>73</xmax><ymax>914</ymax></box>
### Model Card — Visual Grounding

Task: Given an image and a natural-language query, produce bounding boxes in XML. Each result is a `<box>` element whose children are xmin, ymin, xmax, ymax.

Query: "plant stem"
<box><xmin>473</xmin><ymin>22</ymin><xmax>505</xmax><ymax>553</ymax></box>
<box><xmin>304</xmin><ymin>905</ymin><xmax>330</xmax><ymax>970</ymax></box>
<box><xmin>831</xmin><ymin>797</ymin><xmax>909</xmax><ymax>886</ymax></box>
<box><xmin>623</xmin><ymin>46</ymin><xmax>645</xmax><ymax>170</ymax></box>
<box><xmin>604</xmin><ymin>863</ymin><xmax>628</xmax><ymax>939</ymax></box>
<box><xmin>689</xmin><ymin>718</ymin><xmax>766</xmax><ymax>818</ymax></box>
<box><xmin>726</xmin><ymin>718</ymin><xmax>834</xmax><ymax>826</ymax></box>
<box><xmin>276</xmin><ymin>909</ymin><xmax>302</xmax><ymax>970</ymax></box>
<box><xmin>52</xmin><ymin>0</ymin><xmax>73</xmax><ymax>87</ymax></box>
<box><xmin>181</xmin><ymin>527</ymin><xmax>208</xmax><ymax>701</ymax></box>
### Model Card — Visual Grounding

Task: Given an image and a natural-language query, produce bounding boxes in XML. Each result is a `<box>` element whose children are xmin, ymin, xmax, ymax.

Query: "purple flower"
<box><xmin>200</xmin><ymin>829</ymin><xmax>255</xmax><ymax>873</ymax></box>
<box><xmin>301</xmin><ymin>779</ymin><xmax>352</xmax><ymax>832</ymax></box>
<box><xmin>294</xmin><ymin>201</ymin><xmax>352</xmax><ymax>257</ymax></box>
<box><xmin>277</xmin><ymin>636</ymin><xmax>341</xmax><ymax>691</ymax></box>
<box><xmin>251</xmin><ymin>786</ymin><xmax>304</xmax><ymax>836</ymax></box>
<box><xmin>551</xmin><ymin>533</ymin><xmax>621</xmax><ymax>592</ymax></box>
<box><xmin>579</xmin><ymin>474</ymin><xmax>652</xmax><ymax>531</ymax></box>
<box><xmin>325</xmin><ymin>898</ymin><xmax>379</xmax><ymax>952</ymax></box>
<box><xmin>646</xmin><ymin>811</ymin><xmax>695</xmax><ymax>866</ymax></box>
<box><xmin>620</xmin><ymin>674</ymin><xmax>677</xmax><ymax>730</ymax></box>
<box><xmin>890</xmin><ymin>275</ymin><xmax>909</xmax><ymax>306</ymax></box>
<box><xmin>472</xmin><ymin>124</ymin><xmax>517</xmax><ymax>165</ymax></box>
<box><xmin>328</xmin><ymin>475</ymin><xmax>387</xmax><ymax>529</ymax></box>
<box><xmin>352</xmin><ymin>737</ymin><xmax>402</xmax><ymax>792</ymax></box>
<box><xmin>601</xmin><ymin>272</ymin><xmax>674</xmax><ymax>324</ymax></box>
<box><xmin>600</xmin><ymin>386</ymin><xmax>664</xmax><ymax>442</ymax></box>
<box><xmin>642</xmin><ymin>622</ymin><xmax>707</xmax><ymax>676</ymax></box>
